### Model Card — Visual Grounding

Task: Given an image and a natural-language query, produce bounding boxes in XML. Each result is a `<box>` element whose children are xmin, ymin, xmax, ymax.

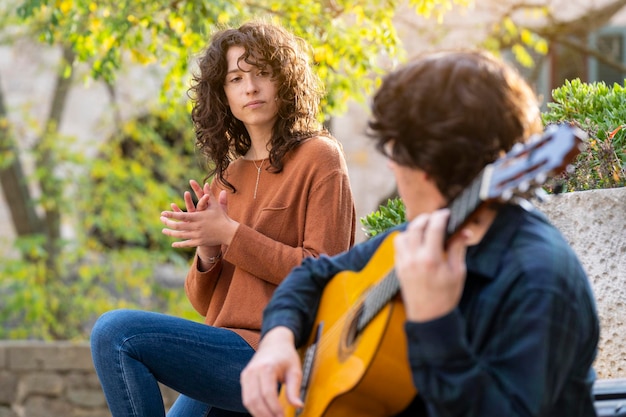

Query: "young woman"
<box><xmin>90</xmin><ymin>20</ymin><xmax>356</xmax><ymax>417</ymax></box>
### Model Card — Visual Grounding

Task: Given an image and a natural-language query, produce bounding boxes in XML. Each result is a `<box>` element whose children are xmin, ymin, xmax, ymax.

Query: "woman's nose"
<box><xmin>245</xmin><ymin>77</ymin><xmax>259</xmax><ymax>94</ymax></box>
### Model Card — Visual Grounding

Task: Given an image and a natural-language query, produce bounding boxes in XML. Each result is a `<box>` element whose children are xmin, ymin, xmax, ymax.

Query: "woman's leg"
<box><xmin>167</xmin><ymin>394</ymin><xmax>251</xmax><ymax>417</ymax></box>
<box><xmin>90</xmin><ymin>309</ymin><xmax>255</xmax><ymax>417</ymax></box>
<box><xmin>167</xmin><ymin>394</ymin><xmax>210</xmax><ymax>417</ymax></box>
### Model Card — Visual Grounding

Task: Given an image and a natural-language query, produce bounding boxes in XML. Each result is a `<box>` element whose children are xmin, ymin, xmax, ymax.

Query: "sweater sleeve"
<box><xmin>184</xmin><ymin>255</ymin><xmax>223</xmax><ymax>317</ymax></box>
<box><xmin>225</xmin><ymin>167</ymin><xmax>355</xmax><ymax>285</ymax></box>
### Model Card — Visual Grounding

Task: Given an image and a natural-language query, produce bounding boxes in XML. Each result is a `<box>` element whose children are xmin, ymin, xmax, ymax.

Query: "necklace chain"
<box><xmin>252</xmin><ymin>159</ymin><xmax>265</xmax><ymax>199</ymax></box>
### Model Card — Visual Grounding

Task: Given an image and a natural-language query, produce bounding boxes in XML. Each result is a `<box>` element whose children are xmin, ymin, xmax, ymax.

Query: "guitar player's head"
<box><xmin>367</xmin><ymin>49</ymin><xmax>543</xmax><ymax>220</ymax></box>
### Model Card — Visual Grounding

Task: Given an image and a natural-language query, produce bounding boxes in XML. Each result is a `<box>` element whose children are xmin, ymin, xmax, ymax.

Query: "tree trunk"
<box><xmin>0</xmin><ymin>75</ymin><xmax>43</xmax><ymax>236</ymax></box>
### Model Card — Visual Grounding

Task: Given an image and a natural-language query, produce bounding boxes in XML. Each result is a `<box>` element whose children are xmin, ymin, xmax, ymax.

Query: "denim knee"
<box><xmin>90</xmin><ymin>308</ymin><xmax>135</xmax><ymax>352</ymax></box>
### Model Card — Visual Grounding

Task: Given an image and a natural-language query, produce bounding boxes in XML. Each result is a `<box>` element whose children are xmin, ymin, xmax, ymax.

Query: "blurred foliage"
<box><xmin>543</xmin><ymin>79</ymin><xmax>626</xmax><ymax>191</ymax></box>
<box><xmin>84</xmin><ymin>107</ymin><xmax>202</xmax><ymax>251</ymax></box>
<box><xmin>14</xmin><ymin>0</ymin><xmax>469</xmax><ymax>116</ymax></box>
<box><xmin>483</xmin><ymin>12</ymin><xmax>550</xmax><ymax>69</ymax></box>
<box><xmin>1</xmin><ymin>0</ymin><xmax>478</xmax><ymax>340</ymax></box>
<box><xmin>0</xmin><ymin>105</ymin><xmax>202</xmax><ymax>340</ymax></box>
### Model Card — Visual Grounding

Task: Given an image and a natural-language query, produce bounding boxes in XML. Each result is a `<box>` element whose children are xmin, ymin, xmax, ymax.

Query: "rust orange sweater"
<box><xmin>184</xmin><ymin>136</ymin><xmax>356</xmax><ymax>349</ymax></box>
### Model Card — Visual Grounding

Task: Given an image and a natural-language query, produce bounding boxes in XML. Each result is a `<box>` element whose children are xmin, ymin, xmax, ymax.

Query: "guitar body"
<box><xmin>279</xmin><ymin>232</ymin><xmax>417</xmax><ymax>417</ymax></box>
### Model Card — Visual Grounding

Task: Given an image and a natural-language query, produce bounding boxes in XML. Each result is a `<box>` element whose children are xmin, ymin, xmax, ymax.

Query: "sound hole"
<box><xmin>338</xmin><ymin>304</ymin><xmax>363</xmax><ymax>360</ymax></box>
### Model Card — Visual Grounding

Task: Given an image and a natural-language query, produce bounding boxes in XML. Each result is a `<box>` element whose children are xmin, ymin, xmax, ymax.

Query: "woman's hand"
<box><xmin>160</xmin><ymin>179</ymin><xmax>239</xmax><ymax>255</ymax></box>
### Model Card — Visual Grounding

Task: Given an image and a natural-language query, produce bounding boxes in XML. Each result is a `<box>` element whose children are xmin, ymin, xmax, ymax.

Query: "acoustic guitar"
<box><xmin>279</xmin><ymin>124</ymin><xmax>586</xmax><ymax>417</ymax></box>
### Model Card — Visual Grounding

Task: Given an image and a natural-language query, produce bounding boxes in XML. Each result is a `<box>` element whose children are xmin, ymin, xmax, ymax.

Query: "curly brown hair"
<box><xmin>188</xmin><ymin>20</ymin><xmax>327</xmax><ymax>192</ymax></box>
<box><xmin>368</xmin><ymin>49</ymin><xmax>543</xmax><ymax>202</ymax></box>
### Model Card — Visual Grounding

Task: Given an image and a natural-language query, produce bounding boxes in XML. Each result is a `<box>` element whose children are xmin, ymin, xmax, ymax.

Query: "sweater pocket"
<box><xmin>254</xmin><ymin>205</ymin><xmax>299</xmax><ymax>246</ymax></box>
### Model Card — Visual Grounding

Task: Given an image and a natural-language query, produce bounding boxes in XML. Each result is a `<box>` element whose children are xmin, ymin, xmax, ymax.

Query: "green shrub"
<box><xmin>543</xmin><ymin>78</ymin><xmax>626</xmax><ymax>191</ymax></box>
<box><xmin>360</xmin><ymin>197</ymin><xmax>406</xmax><ymax>238</ymax></box>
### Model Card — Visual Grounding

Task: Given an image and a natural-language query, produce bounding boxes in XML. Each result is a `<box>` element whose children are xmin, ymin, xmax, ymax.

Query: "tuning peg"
<box><xmin>535</xmin><ymin>172</ymin><xmax>548</xmax><ymax>185</ymax></box>
<box><xmin>511</xmin><ymin>196</ymin><xmax>534</xmax><ymax>211</ymax></box>
<box><xmin>527</xmin><ymin>132</ymin><xmax>542</xmax><ymax>143</ymax></box>
<box><xmin>533</xmin><ymin>188</ymin><xmax>549</xmax><ymax>203</ymax></box>
<box><xmin>518</xmin><ymin>180</ymin><xmax>531</xmax><ymax>193</ymax></box>
<box><xmin>511</xmin><ymin>142</ymin><xmax>525</xmax><ymax>153</ymax></box>
<box><xmin>501</xmin><ymin>188</ymin><xmax>514</xmax><ymax>201</ymax></box>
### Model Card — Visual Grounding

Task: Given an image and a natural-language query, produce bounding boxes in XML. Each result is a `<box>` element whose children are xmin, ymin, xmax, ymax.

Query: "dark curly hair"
<box><xmin>368</xmin><ymin>49</ymin><xmax>543</xmax><ymax>202</ymax></box>
<box><xmin>188</xmin><ymin>20</ymin><xmax>327</xmax><ymax>192</ymax></box>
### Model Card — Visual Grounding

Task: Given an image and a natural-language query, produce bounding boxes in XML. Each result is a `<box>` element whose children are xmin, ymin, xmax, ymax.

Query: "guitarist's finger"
<box><xmin>284</xmin><ymin>367</ymin><xmax>304</xmax><ymax>408</ymax></box>
<box><xmin>448</xmin><ymin>228</ymin><xmax>471</xmax><ymax>274</ymax></box>
<box><xmin>423</xmin><ymin>209</ymin><xmax>450</xmax><ymax>250</ymax></box>
<box><xmin>256</xmin><ymin>370</ymin><xmax>286</xmax><ymax>417</ymax></box>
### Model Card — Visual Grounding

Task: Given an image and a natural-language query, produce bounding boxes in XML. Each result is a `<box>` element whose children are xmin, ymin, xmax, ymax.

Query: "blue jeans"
<box><xmin>90</xmin><ymin>309</ymin><xmax>254</xmax><ymax>417</ymax></box>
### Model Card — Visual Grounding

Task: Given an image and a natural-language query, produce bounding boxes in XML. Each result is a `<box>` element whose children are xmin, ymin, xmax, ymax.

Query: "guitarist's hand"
<box><xmin>241</xmin><ymin>326</ymin><xmax>304</xmax><ymax>417</ymax></box>
<box><xmin>394</xmin><ymin>209</ymin><xmax>471</xmax><ymax>322</ymax></box>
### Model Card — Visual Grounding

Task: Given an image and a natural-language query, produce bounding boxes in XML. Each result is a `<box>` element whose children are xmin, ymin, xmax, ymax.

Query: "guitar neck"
<box><xmin>357</xmin><ymin>169</ymin><xmax>488</xmax><ymax>334</ymax></box>
<box><xmin>446</xmin><ymin>168</ymin><xmax>488</xmax><ymax>240</ymax></box>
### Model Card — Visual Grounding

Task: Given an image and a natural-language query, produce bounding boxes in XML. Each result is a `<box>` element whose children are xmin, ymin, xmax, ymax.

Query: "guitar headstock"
<box><xmin>481</xmin><ymin>123</ymin><xmax>586</xmax><ymax>202</ymax></box>
<box><xmin>445</xmin><ymin>123</ymin><xmax>586</xmax><ymax>237</ymax></box>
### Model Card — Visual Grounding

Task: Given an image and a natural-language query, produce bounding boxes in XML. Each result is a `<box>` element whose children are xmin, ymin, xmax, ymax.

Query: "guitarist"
<box><xmin>240</xmin><ymin>49</ymin><xmax>600</xmax><ymax>417</ymax></box>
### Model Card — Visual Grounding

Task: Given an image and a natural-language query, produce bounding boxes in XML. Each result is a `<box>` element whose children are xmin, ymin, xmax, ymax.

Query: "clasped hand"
<box><xmin>160</xmin><ymin>179</ymin><xmax>239</xmax><ymax>250</ymax></box>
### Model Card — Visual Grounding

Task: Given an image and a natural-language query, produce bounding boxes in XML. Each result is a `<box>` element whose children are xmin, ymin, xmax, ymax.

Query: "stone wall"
<box><xmin>0</xmin><ymin>341</ymin><xmax>177</xmax><ymax>417</ymax></box>
<box><xmin>539</xmin><ymin>187</ymin><xmax>626</xmax><ymax>379</ymax></box>
<box><xmin>0</xmin><ymin>188</ymin><xmax>623</xmax><ymax>416</ymax></box>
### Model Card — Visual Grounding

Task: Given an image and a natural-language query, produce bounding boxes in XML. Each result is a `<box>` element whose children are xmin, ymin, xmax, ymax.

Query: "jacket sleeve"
<box><xmin>405</xmin><ymin>273</ymin><xmax>596</xmax><ymax>416</ymax></box>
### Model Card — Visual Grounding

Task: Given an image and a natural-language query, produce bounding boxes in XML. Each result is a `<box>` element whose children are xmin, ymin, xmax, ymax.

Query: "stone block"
<box><xmin>0</xmin><ymin>345</ymin><xmax>6</xmax><ymax>370</ymax></box>
<box><xmin>22</xmin><ymin>396</ymin><xmax>73</xmax><ymax>417</ymax></box>
<box><xmin>66</xmin><ymin>371</ymin><xmax>102</xmax><ymax>390</ymax></box>
<box><xmin>17</xmin><ymin>372</ymin><xmax>64</xmax><ymax>402</ymax></box>
<box><xmin>8</xmin><ymin>341</ymin><xmax>92</xmax><ymax>371</ymax></box>
<box><xmin>67</xmin><ymin>388</ymin><xmax>107</xmax><ymax>408</ymax></box>
<box><xmin>0</xmin><ymin>371</ymin><xmax>17</xmax><ymax>404</ymax></box>
<box><xmin>0</xmin><ymin>406</ymin><xmax>18</xmax><ymax>417</ymax></box>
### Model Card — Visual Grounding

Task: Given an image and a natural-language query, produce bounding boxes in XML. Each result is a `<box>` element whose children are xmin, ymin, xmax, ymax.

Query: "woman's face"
<box><xmin>223</xmin><ymin>45</ymin><xmax>279</xmax><ymax>136</ymax></box>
